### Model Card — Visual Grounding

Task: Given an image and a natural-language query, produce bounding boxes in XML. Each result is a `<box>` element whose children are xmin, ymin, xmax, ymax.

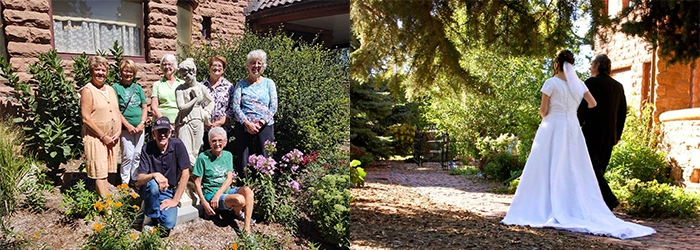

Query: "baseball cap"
<box><xmin>153</xmin><ymin>117</ymin><xmax>172</xmax><ymax>130</ymax></box>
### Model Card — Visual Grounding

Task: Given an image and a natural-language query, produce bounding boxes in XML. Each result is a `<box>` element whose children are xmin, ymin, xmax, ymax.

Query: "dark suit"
<box><xmin>577</xmin><ymin>73</ymin><xmax>627</xmax><ymax>210</ymax></box>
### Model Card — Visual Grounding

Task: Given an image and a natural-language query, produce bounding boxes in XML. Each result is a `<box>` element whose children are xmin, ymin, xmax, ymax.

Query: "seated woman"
<box><xmin>192</xmin><ymin>126</ymin><xmax>255</xmax><ymax>233</ymax></box>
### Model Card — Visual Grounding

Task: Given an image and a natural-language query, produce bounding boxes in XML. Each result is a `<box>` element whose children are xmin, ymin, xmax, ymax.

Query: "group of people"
<box><xmin>502</xmin><ymin>50</ymin><xmax>656</xmax><ymax>239</ymax></box>
<box><xmin>79</xmin><ymin>49</ymin><xmax>277</xmax><ymax>236</ymax></box>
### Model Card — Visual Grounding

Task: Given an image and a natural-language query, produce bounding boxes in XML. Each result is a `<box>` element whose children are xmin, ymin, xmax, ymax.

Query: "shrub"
<box><xmin>349</xmin><ymin>160</ymin><xmax>366</xmax><ymax>187</ymax></box>
<box><xmin>449</xmin><ymin>166</ymin><xmax>480</xmax><ymax>176</ymax></box>
<box><xmin>308</xmin><ymin>174</ymin><xmax>350</xmax><ymax>249</ymax></box>
<box><xmin>624</xmin><ymin>180</ymin><xmax>700</xmax><ymax>218</ymax></box>
<box><xmin>0</xmin><ymin>52</ymin><xmax>82</xmax><ymax>175</ymax></box>
<box><xmin>481</xmin><ymin>152</ymin><xmax>523</xmax><ymax>183</ymax></box>
<box><xmin>0</xmin><ymin>119</ymin><xmax>38</xmax><ymax>216</ymax></box>
<box><xmin>60</xmin><ymin>180</ymin><xmax>99</xmax><ymax>220</ymax></box>
<box><xmin>608</xmin><ymin>141</ymin><xmax>671</xmax><ymax>184</ymax></box>
<box><xmin>188</xmin><ymin>30</ymin><xmax>349</xmax><ymax>155</ymax></box>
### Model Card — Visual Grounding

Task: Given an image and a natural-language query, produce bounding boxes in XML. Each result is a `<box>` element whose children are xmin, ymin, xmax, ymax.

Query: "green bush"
<box><xmin>449</xmin><ymin>166</ymin><xmax>480</xmax><ymax>176</ymax></box>
<box><xmin>624</xmin><ymin>179</ymin><xmax>700</xmax><ymax>218</ymax></box>
<box><xmin>60</xmin><ymin>180</ymin><xmax>99</xmax><ymax>220</ymax></box>
<box><xmin>481</xmin><ymin>152</ymin><xmax>523</xmax><ymax>182</ymax></box>
<box><xmin>188</xmin><ymin>30</ymin><xmax>349</xmax><ymax>155</ymax></box>
<box><xmin>0</xmin><ymin>52</ymin><xmax>83</xmax><ymax>174</ymax></box>
<box><xmin>608</xmin><ymin>142</ymin><xmax>671</xmax><ymax>184</ymax></box>
<box><xmin>308</xmin><ymin>174</ymin><xmax>350</xmax><ymax>249</ymax></box>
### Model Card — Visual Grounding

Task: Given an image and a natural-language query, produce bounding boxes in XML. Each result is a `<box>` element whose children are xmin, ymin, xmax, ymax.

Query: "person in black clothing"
<box><xmin>577</xmin><ymin>54</ymin><xmax>627</xmax><ymax>210</ymax></box>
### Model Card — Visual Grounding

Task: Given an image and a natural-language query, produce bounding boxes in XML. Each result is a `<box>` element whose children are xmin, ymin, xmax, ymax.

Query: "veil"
<box><xmin>563</xmin><ymin>62</ymin><xmax>587</xmax><ymax>100</ymax></box>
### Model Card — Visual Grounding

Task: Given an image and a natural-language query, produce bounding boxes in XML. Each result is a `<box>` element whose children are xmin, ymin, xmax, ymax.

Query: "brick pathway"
<box><xmin>366</xmin><ymin>161</ymin><xmax>700</xmax><ymax>250</ymax></box>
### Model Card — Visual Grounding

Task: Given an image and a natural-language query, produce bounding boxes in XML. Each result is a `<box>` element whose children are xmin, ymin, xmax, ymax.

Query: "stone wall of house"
<box><xmin>659</xmin><ymin>109</ymin><xmax>700</xmax><ymax>183</ymax></box>
<box><xmin>594</xmin><ymin>32</ymin><xmax>653</xmax><ymax>114</ymax></box>
<box><xmin>0</xmin><ymin>0</ymin><xmax>249</xmax><ymax>112</ymax></box>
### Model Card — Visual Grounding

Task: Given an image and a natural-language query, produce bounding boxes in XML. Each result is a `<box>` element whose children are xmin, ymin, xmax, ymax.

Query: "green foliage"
<box><xmin>624</xmin><ymin>179</ymin><xmax>700</xmax><ymax>219</ymax></box>
<box><xmin>227</xmin><ymin>231</ymin><xmax>280</xmax><ymax>250</ymax></box>
<box><xmin>96</xmin><ymin>41</ymin><xmax>125</xmax><ymax>85</ymax></box>
<box><xmin>621</xmin><ymin>104</ymin><xmax>659</xmax><ymax>148</ymax></box>
<box><xmin>188</xmin><ymin>30</ymin><xmax>349</xmax><ymax>155</ymax></box>
<box><xmin>481</xmin><ymin>152</ymin><xmax>524</xmax><ymax>183</ymax></box>
<box><xmin>0</xmin><ymin>51</ymin><xmax>83</xmax><ymax>174</ymax></box>
<box><xmin>351</xmin><ymin>0</ymin><xmax>587</xmax><ymax>93</ymax></box>
<box><xmin>421</xmin><ymin>51</ymin><xmax>545</xmax><ymax>162</ymax></box>
<box><xmin>449</xmin><ymin>166</ymin><xmax>480</xmax><ymax>176</ymax></box>
<box><xmin>475</xmin><ymin>134</ymin><xmax>519</xmax><ymax>160</ymax></box>
<box><xmin>61</xmin><ymin>180</ymin><xmax>99</xmax><ymax>220</ymax></box>
<box><xmin>0</xmin><ymin>119</ymin><xmax>38</xmax><ymax>216</ymax></box>
<box><xmin>308</xmin><ymin>174</ymin><xmax>350</xmax><ymax>249</ymax></box>
<box><xmin>608</xmin><ymin>142</ymin><xmax>671</xmax><ymax>184</ymax></box>
<box><xmin>82</xmin><ymin>184</ymin><xmax>158</xmax><ymax>250</ymax></box>
<box><xmin>349</xmin><ymin>160</ymin><xmax>366</xmax><ymax>187</ymax></box>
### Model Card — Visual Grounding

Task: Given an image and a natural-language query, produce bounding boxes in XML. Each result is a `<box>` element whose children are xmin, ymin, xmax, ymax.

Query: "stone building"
<box><xmin>597</xmin><ymin>0</ymin><xmax>700</xmax><ymax>184</ymax></box>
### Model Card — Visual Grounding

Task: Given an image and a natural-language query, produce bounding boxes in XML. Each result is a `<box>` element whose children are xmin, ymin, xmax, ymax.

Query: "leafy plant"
<box><xmin>349</xmin><ymin>159</ymin><xmax>366</xmax><ymax>187</ymax></box>
<box><xmin>0</xmin><ymin>51</ymin><xmax>82</xmax><ymax>175</ymax></box>
<box><xmin>308</xmin><ymin>174</ymin><xmax>350</xmax><ymax>249</ymax></box>
<box><xmin>624</xmin><ymin>179</ymin><xmax>700</xmax><ymax>218</ymax></box>
<box><xmin>608</xmin><ymin>142</ymin><xmax>671</xmax><ymax>184</ymax></box>
<box><xmin>60</xmin><ymin>180</ymin><xmax>99</xmax><ymax>220</ymax></box>
<box><xmin>0</xmin><ymin>118</ymin><xmax>38</xmax><ymax>216</ymax></box>
<box><xmin>481</xmin><ymin>152</ymin><xmax>524</xmax><ymax>183</ymax></box>
<box><xmin>449</xmin><ymin>166</ymin><xmax>480</xmax><ymax>176</ymax></box>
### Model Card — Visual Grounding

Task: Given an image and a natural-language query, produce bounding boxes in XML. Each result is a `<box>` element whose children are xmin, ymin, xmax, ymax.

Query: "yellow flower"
<box><xmin>133</xmin><ymin>205</ymin><xmax>140</xmax><ymax>211</ymax></box>
<box><xmin>129</xmin><ymin>233</ymin><xmax>137</xmax><ymax>239</ymax></box>
<box><xmin>130</xmin><ymin>193</ymin><xmax>139</xmax><ymax>199</ymax></box>
<box><xmin>231</xmin><ymin>242</ymin><xmax>238</xmax><ymax>250</ymax></box>
<box><xmin>106</xmin><ymin>193</ymin><xmax>112</xmax><ymax>198</ymax></box>
<box><xmin>118</xmin><ymin>183</ymin><xmax>129</xmax><ymax>190</ymax></box>
<box><xmin>150</xmin><ymin>227</ymin><xmax>157</xmax><ymax>234</ymax></box>
<box><xmin>114</xmin><ymin>202</ymin><xmax>123</xmax><ymax>208</ymax></box>
<box><xmin>33</xmin><ymin>234</ymin><xmax>38</xmax><ymax>239</ymax></box>
<box><xmin>105</xmin><ymin>198</ymin><xmax>113</xmax><ymax>205</ymax></box>
<box><xmin>93</xmin><ymin>223</ymin><xmax>103</xmax><ymax>232</ymax></box>
<box><xmin>93</xmin><ymin>201</ymin><xmax>104</xmax><ymax>211</ymax></box>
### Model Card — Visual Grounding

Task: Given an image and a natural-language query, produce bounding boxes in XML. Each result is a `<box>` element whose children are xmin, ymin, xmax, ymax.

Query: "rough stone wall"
<box><xmin>594</xmin><ymin>32</ymin><xmax>653</xmax><ymax>114</ymax></box>
<box><xmin>0</xmin><ymin>0</ymin><xmax>249</xmax><ymax>104</ymax></box>
<box><xmin>660</xmin><ymin>118</ymin><xmax>700</xmax><ymax>182</ymax></box>
<box><xmin>654</xmin><ymin>59</ymin><xmax>700</xmax><ymax>119</ymax></box>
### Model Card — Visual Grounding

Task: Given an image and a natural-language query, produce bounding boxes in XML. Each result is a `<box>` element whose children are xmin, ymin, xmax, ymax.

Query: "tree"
<box><xmin>351</xmin><ymin>0</ymin><xmax>589</xmax><ymax>93</ymax></box>
<box><xmin>593</xmin><ymin>0</ymin><xmax>700</xmax><ymax>65</ymax></box>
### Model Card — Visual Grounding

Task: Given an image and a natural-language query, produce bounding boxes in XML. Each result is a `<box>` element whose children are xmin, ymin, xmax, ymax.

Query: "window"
<box><xmin>52</xmin><ymin>0</ymin><xmax>143</xmax><ymax>56</ymax></box>
<box><xmin>201</xmin><ymin>17</ymin><xmax>212</xmax><ymax>40</ymax></box>
<box><xmin>176</xmin><ymin>3</ymin><xmax>193</xmax><ymax>58</ymax></box>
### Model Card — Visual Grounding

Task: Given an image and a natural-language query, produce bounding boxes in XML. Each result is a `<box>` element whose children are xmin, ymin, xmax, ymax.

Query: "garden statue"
<box><xmin>175</xmin><ymin>58</ymin><xmax>215</xmax><ymax>164</ymax></box>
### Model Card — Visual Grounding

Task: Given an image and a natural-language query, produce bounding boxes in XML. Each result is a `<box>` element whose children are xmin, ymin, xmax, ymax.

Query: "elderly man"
<box><xmin>136</xmin><ymin>116</ymin><xmax>191</xmax><ymax>237</ymax></box>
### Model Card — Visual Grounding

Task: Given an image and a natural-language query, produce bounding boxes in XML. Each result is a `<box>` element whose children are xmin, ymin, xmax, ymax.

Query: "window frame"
<box><xmin>49</xmin><ymin>0</ymin><xmax>147</xmax><ymax>63</ymax></box>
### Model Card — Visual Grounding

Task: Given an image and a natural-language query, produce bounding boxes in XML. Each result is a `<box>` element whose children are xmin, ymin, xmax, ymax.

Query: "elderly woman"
<box><xmin>201</xmin><ymin>55</ymin><xmax>235</xmax><ymax>151</ymax></box>
<box><xmin>151</xmin><ymin>54</ymin><xmax>183</xmax><ymax>123</ymax></box>
<box><xmin>175</xmin><ymin>58</ymin><xmax>215</xmax><ymax>165</ymax></box>
<box><xmin>231</xmin><ymin>49</ymin><xmax>278</xmax><ymax>182</ymax></box>
<box><xmin>113</xmin><ymin>59</ymin><xmax>148</xmax><ymax>186</ymax></box>
<box><xmin>192</xmin><ymin>126</ymin><xmax>255</xmax><ymax>234</ymax></box>
<box><xmin>80</xmin><ymin>56</ymin><xmax>121</xmax><ymax>197</ymax></box>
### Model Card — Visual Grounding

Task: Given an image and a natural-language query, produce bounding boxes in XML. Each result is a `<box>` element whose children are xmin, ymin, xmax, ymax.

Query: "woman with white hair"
<box><xmin>151</xmin><ymin>54</ymin><xmax>183</xmax><ymax>123</ymax></box>
<box><xmin>230</xmin><ymin>49</ymin><xmax>278</xmax><ymax>183</ymax></box>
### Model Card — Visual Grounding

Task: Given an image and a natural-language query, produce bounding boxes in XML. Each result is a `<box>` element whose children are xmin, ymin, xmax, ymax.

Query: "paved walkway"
<box><xmin>366</xmin><ymin>161</ymin><xmax>700</xmax><ymax>250</ymax></box>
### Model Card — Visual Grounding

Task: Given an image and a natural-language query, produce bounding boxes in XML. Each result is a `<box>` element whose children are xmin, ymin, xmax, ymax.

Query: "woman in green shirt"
<box><xmin>113</xmin><ymin>59</ymin><xmax>148</xmax><ymax>186</ymax></box>
<box><xmin>151</xmin><ymin>54</ymin><xmax>183</xmax><ymax>124</ymax></box>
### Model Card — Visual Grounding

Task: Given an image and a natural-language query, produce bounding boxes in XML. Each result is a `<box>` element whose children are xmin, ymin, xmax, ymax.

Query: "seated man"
<box><xmin>136</xmin><ymin>117</ymin><xmax>191</xmax><ymax>237</ymax></box>
<box><xmin>192</xmin><ymin>126</ymin><xmax>255</xmax><ymax>233</ymax></box>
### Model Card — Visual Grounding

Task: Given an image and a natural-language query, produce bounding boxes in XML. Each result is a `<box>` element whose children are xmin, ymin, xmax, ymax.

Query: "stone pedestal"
<box><xmin>175</xmin><ymin>181</ymin><xmax>200</xmax><ymax>225</ymax></box>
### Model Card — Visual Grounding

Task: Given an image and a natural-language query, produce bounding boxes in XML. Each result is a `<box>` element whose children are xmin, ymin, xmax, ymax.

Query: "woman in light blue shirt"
<box><xmin>230</xmin><ymin>49</ymin><xmax>278</xmax><ymax>183</ymax></box>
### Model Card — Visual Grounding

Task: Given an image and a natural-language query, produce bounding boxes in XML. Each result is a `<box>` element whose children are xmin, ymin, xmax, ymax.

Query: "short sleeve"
<box><xmin>137</xmin><ymin>85</ymin><xmax>147</xmax><ymax>105</ymax></box>
<box><xmin>540</xmin><ymin>79</ymin><xmax>555</xmax><ymax>96</ymax></box>
<box><xmin>151</xmin><ymin>81</ymin><xmax>159</xmax><ymax>97</ymax></box>
<box><xmin>192</xmin><ymin>152</ymin><xmax>206</xmax><ymax>177</ymax></box>
<box><xmin>137</xmin><ymin>144</ymin><xmax>150</xmax><ymax>174</ymax></box>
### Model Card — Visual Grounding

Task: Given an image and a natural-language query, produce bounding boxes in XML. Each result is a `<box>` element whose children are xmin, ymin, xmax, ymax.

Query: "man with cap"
<box><xmin>136</xmin><ymin>116</ymin><xmax>191</xmax><ymax>237</ymax></box>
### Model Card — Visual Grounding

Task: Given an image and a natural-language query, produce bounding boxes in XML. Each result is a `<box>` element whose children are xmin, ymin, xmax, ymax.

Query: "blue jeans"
<box><xmin>140</xmin><ymin>179</ymin><xmax>178</xmax><ymax>230</ymax></box>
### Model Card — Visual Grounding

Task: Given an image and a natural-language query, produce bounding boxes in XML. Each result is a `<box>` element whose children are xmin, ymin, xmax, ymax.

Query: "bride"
<box><xmin>501</xmin><ymin>50</ymin><xmax>655</xmax><ymax>239</ymax></box>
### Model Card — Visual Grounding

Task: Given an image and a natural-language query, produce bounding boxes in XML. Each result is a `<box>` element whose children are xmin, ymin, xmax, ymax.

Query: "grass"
<box><xmin>449</xmin><ymin>166</ymin><xmax>480</xmax><ymax>175</ymax></box>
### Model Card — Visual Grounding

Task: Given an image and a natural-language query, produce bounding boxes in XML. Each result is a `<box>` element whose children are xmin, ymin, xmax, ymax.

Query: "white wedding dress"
<box><xmin>501</xmin><ymin>77</ymin><xmax>655</xmax><ymax>239</ymax></box>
